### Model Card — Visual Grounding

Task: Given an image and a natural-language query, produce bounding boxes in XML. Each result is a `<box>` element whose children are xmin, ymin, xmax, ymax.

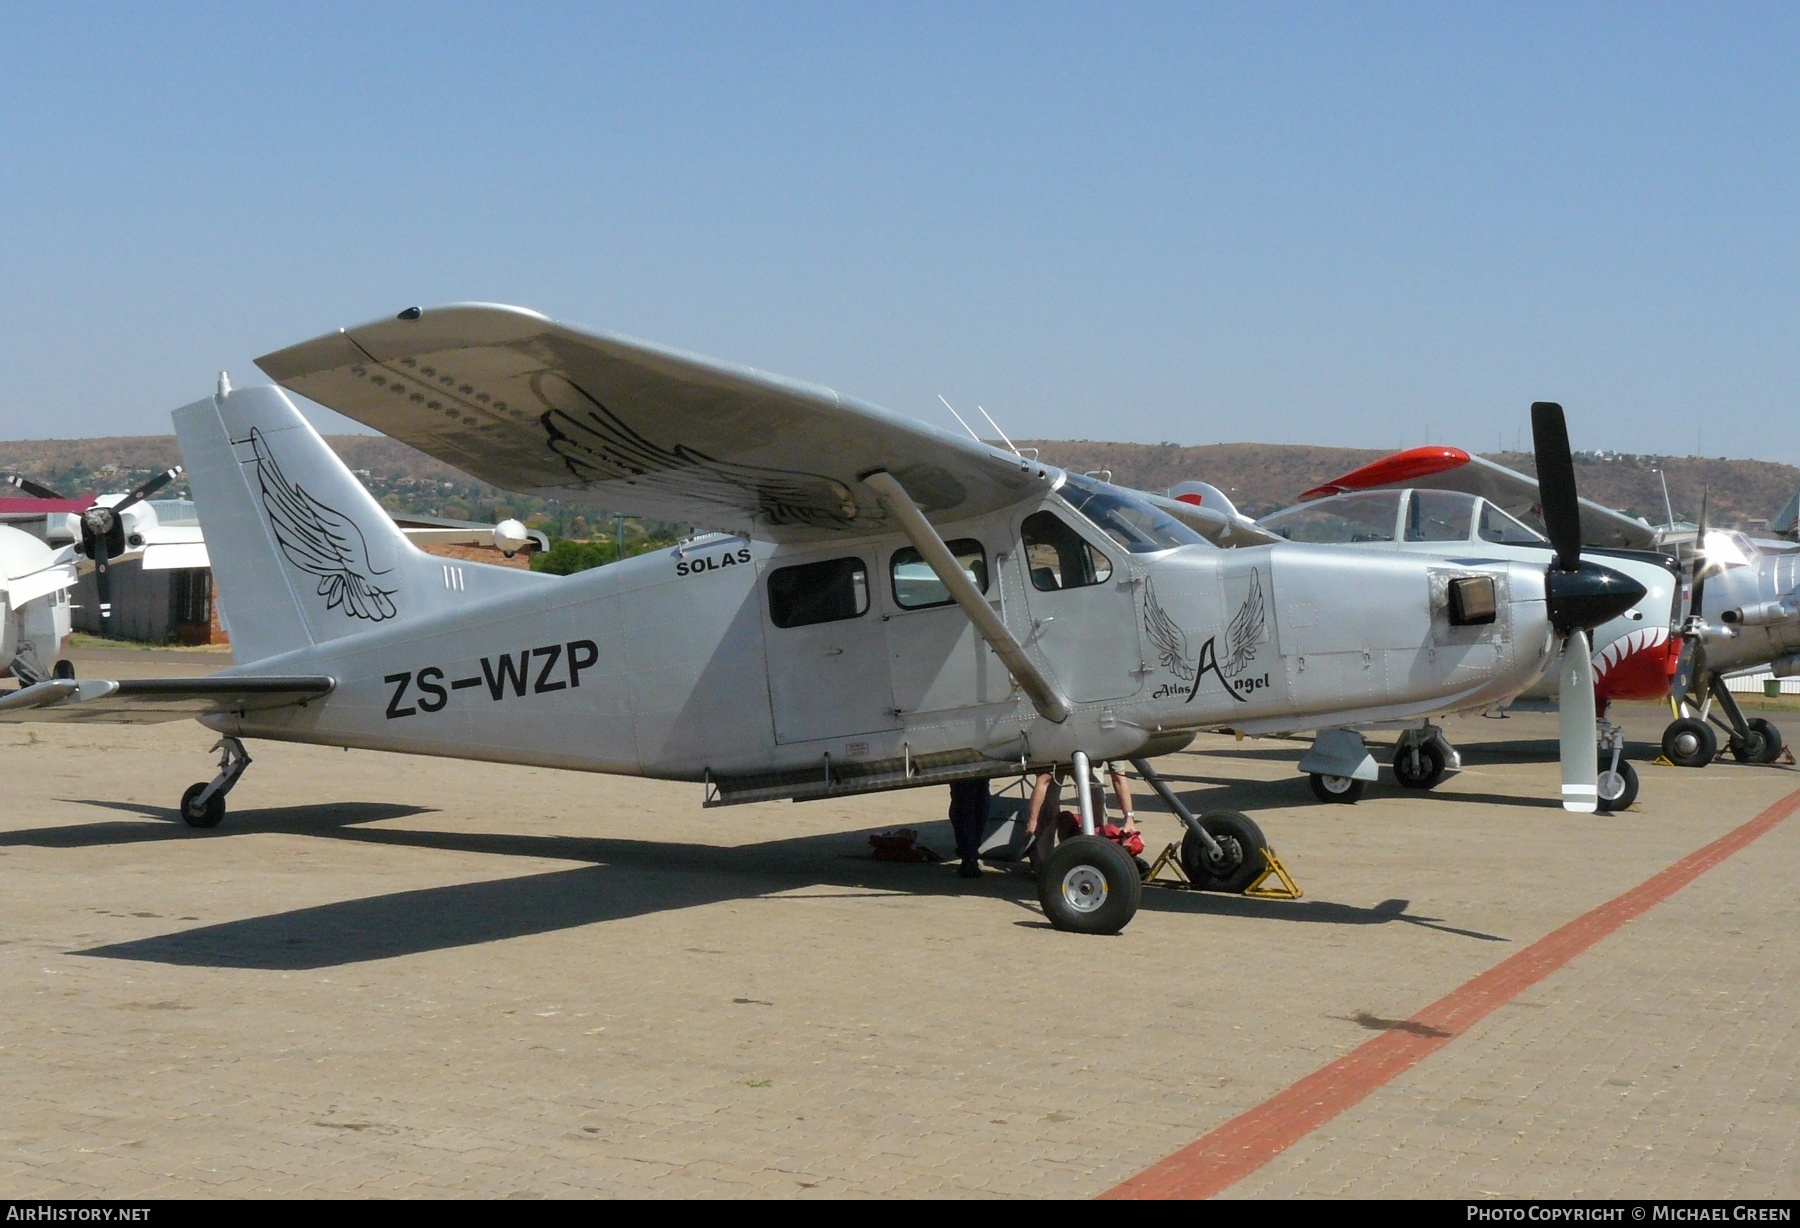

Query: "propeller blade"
<box><xmin>1688</xmin><ymin>487</ymin><xmax>1711</xmax><ymax>620</ymax></box>
<box><xmin>92</xmin><ymin>537</ymin><xmax>113</xmax><ymax>637</ymax></box>
<box><xmin>1530</xmin><ymin>401</ymin><xmax>1582</xmax><ymax>572</ymax></box>
<box><xmin>111</xmin><ymin>466</ymin><xmax>181</xmax><ymax>516</ymax></box>
<box><xmin>1669</xmin><ymin>487</ymin><xmax>1711</xmax><ymax>708</ymax></box>
<box><xmin>1557</xmin><ymin>631</ymin><xmax>1598</xmax><ymax>813</ymax></box>
<box><xmin>4</xmin><ymin>474</ymin><xmax>66</xmax><ymax>500</ymax></box>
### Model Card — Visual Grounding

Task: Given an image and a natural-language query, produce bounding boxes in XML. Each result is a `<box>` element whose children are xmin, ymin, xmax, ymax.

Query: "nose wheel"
<box><xmin>180</xmin><ymin>737</ymin><xmax>250</xmax><ymax>829</ymax></box>
<box><xmin>1661</xmin><ymin>717</ymin><xmax>1717</xmax><ymax>768</ymax></box>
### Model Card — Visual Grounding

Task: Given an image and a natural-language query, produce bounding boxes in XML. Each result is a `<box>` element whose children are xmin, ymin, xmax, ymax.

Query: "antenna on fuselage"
<box><xmin>1657</xmin><ymin>467</ymin><xmax>1676</xmax><ymax>530</ymax></box>
<box><xmin>938</xmin><ymin>395</ymin><xmax>985</xmax><ymax>446</ymax></box>
<box><xmin>975</xmin><ymin>405</ymin><xmax>1022</xmax><ymax>457</ymax></box>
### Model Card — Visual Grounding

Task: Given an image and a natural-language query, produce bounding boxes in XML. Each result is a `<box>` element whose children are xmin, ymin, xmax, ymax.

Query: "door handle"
<box><xmin>823</xmin><ymin>648</ymin><xmax>844</xmax><ymax>657</ymax></box>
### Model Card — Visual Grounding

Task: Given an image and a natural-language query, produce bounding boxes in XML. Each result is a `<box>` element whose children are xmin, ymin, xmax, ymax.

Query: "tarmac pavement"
<box><xmin>1</xmin><ymin>647</ymin><xmax>1795</xmax><ymax>1198</ymax></box>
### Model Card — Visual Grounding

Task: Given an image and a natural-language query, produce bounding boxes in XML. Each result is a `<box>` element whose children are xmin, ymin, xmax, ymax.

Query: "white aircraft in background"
<box><xmin>3</xmin><ymin>472</ymin><xmax>540</xmax><ymax>643</ymax></box>
<box><xmin>0</xmin><ymin>305</ymin><xmax>1642</xmax><ymax>935</ymax></box>
<box><xmin>1296</xmin><ymin>446</ymin><xmax>1800</xmax><ymax>771</ymax></box>
<box><xmin>0</xmin><ymin>521</ymin><xmax>76</xmax><ymax>685</ymax></box>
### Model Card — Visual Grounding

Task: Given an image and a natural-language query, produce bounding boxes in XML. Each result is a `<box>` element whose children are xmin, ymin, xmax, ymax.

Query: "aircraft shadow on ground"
<box><xmin>47</xmin><ymin>795</ymin><xmax>1510</xmax><ymax>970</ymax></box>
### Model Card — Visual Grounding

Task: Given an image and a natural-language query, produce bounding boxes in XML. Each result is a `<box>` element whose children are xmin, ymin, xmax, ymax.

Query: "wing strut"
<box><xmin>860</xmin><ymin>470</ymin><xmax>1070</xmax><ymax>723</ymax></box>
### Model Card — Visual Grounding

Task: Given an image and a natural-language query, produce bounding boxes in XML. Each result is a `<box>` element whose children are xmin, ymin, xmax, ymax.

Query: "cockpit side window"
<box><xmin>1022</xmin><ymin>510</ymin><xmax>1114</xmax><ymax>592</ymax></box>
<box><xmin>1477</xmin><ymin>502</ymin><xmax>1548</xmax><ymax>545</ymax></box>
<box><xmin>1405</xmin><ymin>490</ymin><xmax>1476</xmax><ymax>543</ymax></box>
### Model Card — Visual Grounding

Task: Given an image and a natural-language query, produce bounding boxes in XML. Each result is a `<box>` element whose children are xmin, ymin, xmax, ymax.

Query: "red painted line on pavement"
<box><xmin>1104</xmin><ymin>786</ymin><xmax>1800</xmax><ymax>1201</ymax></box>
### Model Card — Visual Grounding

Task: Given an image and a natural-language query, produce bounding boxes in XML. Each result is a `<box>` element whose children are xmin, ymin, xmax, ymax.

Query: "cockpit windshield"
<box><xmin>1055</xmin><ymin>473</ymin><xmax>1210</xmax><ymax>554</ymax></box>
<box><xmin>1258</xmin><ymin>491</ymin><xmax>1401</xmax><ymax>544</ymax></box>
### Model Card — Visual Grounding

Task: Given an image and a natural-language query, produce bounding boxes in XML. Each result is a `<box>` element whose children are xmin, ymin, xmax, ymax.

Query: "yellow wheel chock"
<box><xmin>1142</xmin><ymin>840</ymin><xmax>1303</xmax><ymax>899</ymax></box>
<box><xmin>1243</xmin><ymin>848</ymin><xmax>1303</xmax><ymax>899</ymax></box>
<box><xmin>1143</xmin><ymin>841</ymin><xmax>1188</xmax><ymax>885</ymax></box>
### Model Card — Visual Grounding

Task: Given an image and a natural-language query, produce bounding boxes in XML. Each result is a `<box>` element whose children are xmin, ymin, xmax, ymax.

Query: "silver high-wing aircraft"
<box><xmin>0</xmin><ymin>305</ymin><xmax>1643</xmax><ymax>934</ymax></box>
<box><xmin>1247</xmin><ymin>485</ymin><xmax>1680</xmax><ymax>812</ymax></box>
<box><xmin>1301</xmin><ymin>446</ymin><xmax>1800</xmax><ymax>769</ymax></box>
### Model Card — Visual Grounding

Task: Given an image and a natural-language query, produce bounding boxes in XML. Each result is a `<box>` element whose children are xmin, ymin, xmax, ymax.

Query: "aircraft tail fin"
<box><xmin>174</xmin><ymin>382</ymin><xmax>543</xmax><ymax>664</ymax></box>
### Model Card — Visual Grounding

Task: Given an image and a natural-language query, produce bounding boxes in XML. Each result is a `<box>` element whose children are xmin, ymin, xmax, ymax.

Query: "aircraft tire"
<box><xmin>1392</xmin><ymin>742</ymin><xmax>1446</xmax><ymax>790</ymax></box>
<box><xmin>1596</xmin><ymin>758</ymin><xmax>1638</xmax><ymax>813</ymax></box>
<box><xmin>1746</xmin><ymin>718</ymin><xmax>1784</xmax><ymax>764</ymax></box>
<box><xmin>180</xmin><ymin>782</ymin><xmax>225</xmax><ymax>830</ymax></box>
<box><xmin>1729</xmin><ymin>727</ymin><xmax>1769</xmax><ymax>764</ymax></box>
<box><xmin>1180</xmin><ymin>811</ymin><xmax>1269</xmax><ymax>894</ymax></box>
<box><xmin>1308</xmin><ymin>772</ymin><xmax>1365</xmax><ymax>803</ymax></box>
<box><xmin>1661</xmin><ymin>718</ymin><xmax>1717</xmax><ymax>768</ymax></box>
<box><xmin>1038</xmin><ymin>836</ymin><xmax>1141</xmax><ymax>935</ymax></box>
<box><xmin>51</xmin><ymin>659</ymin><xmax>75</xmax><ymax>680</ymax></box>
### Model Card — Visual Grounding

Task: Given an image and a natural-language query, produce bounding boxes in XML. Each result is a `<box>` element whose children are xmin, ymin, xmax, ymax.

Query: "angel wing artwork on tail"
<box><xmin>249</xmin><ymin>428</ymin><xmax>399</xmax><ymax>621</ymax></box>
<box><xmin>1221</xmin><ymin>569</ymin><xmax>1266</xmax><ymax>678</ymax></box>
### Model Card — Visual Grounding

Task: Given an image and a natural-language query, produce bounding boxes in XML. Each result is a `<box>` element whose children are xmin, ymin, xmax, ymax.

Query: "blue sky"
<box><xmin>1</xmin><ymin>2</ymin><xmax>1796</xmax><ymax>460</ymax></box>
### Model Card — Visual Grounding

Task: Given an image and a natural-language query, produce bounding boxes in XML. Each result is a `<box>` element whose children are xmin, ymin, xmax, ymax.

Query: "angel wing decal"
<box><xmin>1221</xmin><ymin>569</ymin><xmax>1266</xmax><ymax>678</ymax></box>
<box><xmin>535</xmin><ymin>374</ymin><xmax>865</xmax><ymax>531</ymax></box>
<box><xmin>249</xmin><ymin>428</ymin><xmax>398</xmax><ymax>621</ymax></box>
<box><xmin>1143</xmin><ymin>576</ymin><xmax>1195</xmax><ymax>682</ymax></box>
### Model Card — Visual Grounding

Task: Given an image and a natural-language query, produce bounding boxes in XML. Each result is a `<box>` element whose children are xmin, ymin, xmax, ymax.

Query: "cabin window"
<box><xmin>1022</xmin><ymin>511</ymin><xmax>1113</xmax><ymax>592</ymax></box>
<box><xmin>768</xmin><ymin>557</ymin><xmax>870</xmax><ymax>628</ymax></box>
<box><xmin>891</xmin><ymin>540</ymin><xmax>988</xmax><ymax>609</ymax></box>
<box><xmin>1405</xmin><ymin>490</ymin><xmax>1476</xmax><ymax>542</ymax></box>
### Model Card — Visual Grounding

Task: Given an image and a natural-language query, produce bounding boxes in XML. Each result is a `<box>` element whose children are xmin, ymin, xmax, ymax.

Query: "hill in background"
<box><xmin>1021</xmin><ymin>440</ymin><xmax>1800</xmax><ymax>529</ymax></box>
<box><xmin>3</xmin><ymin>434</ymin><xmax>1796</xmax><ymax>534</ymax></box>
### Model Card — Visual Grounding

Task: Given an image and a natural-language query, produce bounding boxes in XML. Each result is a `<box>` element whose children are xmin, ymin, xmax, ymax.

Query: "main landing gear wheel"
<box><xmin>51</xmin><ymin>659</ymin><xmax>76</xmax><ymax>681</ymax></box>
<box><xmin>1746</xmin><ymin>718</ymin><xmax>1784</xmax><ymax>765</ymax></box>
<box><xmin>1661</xmin><ymin>718</ymin><xmax>1717</xmax><ymax>768</ymax></box>
<box><xmin>1729</xmin><ymin>726</ymin><xmax>1770</xmax><ymax>764</ymax></box>
<box><xmin>1392</xmin><ymin>742</ymin><xmax>1446</xmax><ymax>790</ymax></box>
<box><xmin>179</xmin><ymin>782</ymin><xmax>225</xmax><ymax>829</ymax></box>
<box><xmin>1179</xmin><ymin>811</ymin><xmax>1270</xmax><ymax>894</ymax></box>
<box><xmin>1038</xmin><ymin>835</ymin><xmax>1142</xmax><ymax>935</ymax></box>
<box><xmin>1596</xmin><ymin>757</ymin><xmax>1639</xmax><ymax>813</ymax></box>
<box><xmin>1309</xmin><ymin>772</ymin><xmax>1365</xmax><ymax>804</ymax></box>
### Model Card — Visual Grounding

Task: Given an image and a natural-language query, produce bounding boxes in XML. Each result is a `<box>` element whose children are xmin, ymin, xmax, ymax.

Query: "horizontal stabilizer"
<box><xmin>0</xmin><ymin>676</ymin><xmax>334</xmax><ymax>724</ymax></box>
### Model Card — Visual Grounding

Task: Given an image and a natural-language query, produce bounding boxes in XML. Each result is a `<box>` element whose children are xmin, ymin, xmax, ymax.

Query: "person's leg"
<box><xmin>1024</xmin><ymin>770</ymin><xmax>1053</xmax><ymax>836</ymax></box>
<box><xmin>948</xmin><ymin>779</ymin><xmax>988</xmax><ymax>877</ymax></box>
<box><xmin>1030</xmin><ymin>774</ymin><xmax>1062</xmax><ymax>870</ymax></box>
<box><xmin>1108</xmin><ymin>763</ymin><xmax>1138</xmax><ymax>834</ymax></box>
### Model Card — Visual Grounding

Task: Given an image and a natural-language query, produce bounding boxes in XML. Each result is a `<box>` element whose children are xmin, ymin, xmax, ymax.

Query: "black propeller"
<box><xmin>80</xmin><ymin>467</ymin><xmax>182</xmax><ymax>637</ymax></box>
<box><xmin>3</xmin><ymin>474</ymin><xmax>66</xmax><ymax>500</ymax></box>
<box><xmin>1529</xmin><ymin>402</ymin><xmax>1647</xmax><ymax>812</ymax></box>
<box><xmin>1531</xmin><ymin>402</ymin><xmax>1645</xmax><ymax>635</ymax></box>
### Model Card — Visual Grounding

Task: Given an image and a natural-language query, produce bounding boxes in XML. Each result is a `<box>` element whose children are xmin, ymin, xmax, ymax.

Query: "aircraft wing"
<box><xmin>1299</xmin><ymin>446</ymin><xmax>1657</xmax><ymax>550</ymax></box>
<box><xmin>0</xmin><ymin>676</ymin><xmax>334</xmax><ymax>725</ymax></box>
<box><xmin>257</xmin><ymin>304</ymin><xmax>1055</xmax><ymax>542</ymax></box>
